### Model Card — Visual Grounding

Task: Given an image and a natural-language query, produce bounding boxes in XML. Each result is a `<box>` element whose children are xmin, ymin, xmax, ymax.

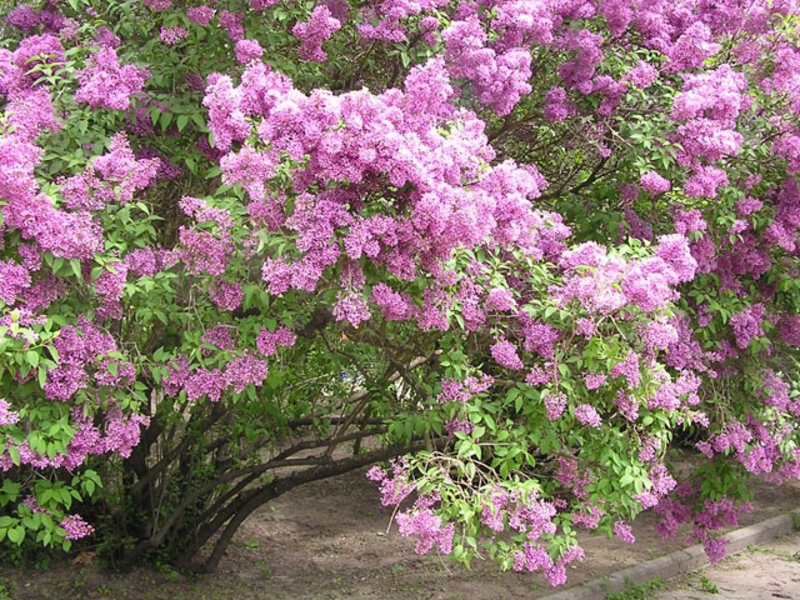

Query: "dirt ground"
<box><xmin>652</xmin><ymin>530</ymin><xmax>800</xmax><ymax>600</ymax></box>
<box><xmin>2</xmin><ymin>466</ymin><xmax>800</xmax><ymax>600</ymax></box>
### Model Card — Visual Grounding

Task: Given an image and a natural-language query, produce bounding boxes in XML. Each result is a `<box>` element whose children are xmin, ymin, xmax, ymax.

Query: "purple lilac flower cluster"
<box><xmin>201</xmin><ymin>56</ymin><xmax>570</xmax><ymax>336</ymax></box>
<box><xmin>62</xmin><ymin>133</ymin><xmax>159</xmax><ymax>210</ymax></box>
<box><xmin>60</xmin><ymin>515</ymin><xmax>94</xmax><ymax>540</ymax></box>
<box><xmin>513</xmin><ymin>543</ymin><xmax>584</xmax><ymax>586</ymax></box>
<box><xmin>74</xmin><ymin>47</ymin><xmax>150</xmax><ymax>111</ymax></box>
<box><xmin>44</xmin><ymin>317</ymin><xmax>119</xmax><ymax>401</ymax></box>
<box><xmin>292</xmin><ymin>6</ymin><xmax>341</xmax><ymax>63</ymax></box>
<box><xmin>366</xmin><ymin>458</ymin><xmax>415</xmax><ymax>507</ymax></box>
<box><xmin>436</xmin><ymin>374</ymin><xmax>494</xmax><ymax>404</ymax></box>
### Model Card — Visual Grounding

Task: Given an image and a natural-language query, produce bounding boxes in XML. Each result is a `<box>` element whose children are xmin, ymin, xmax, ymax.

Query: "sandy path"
<box><xmin>653</xmin><ymin>531</ymin><xmax>800</xmax><ymax>600</ymax></box>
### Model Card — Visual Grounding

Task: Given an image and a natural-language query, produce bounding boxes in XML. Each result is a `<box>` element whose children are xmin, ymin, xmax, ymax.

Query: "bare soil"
<box><xmin>653</xmin><ymin>530</ymin><xmax>800</xmax><ymax>600</ymax></box>
<box><xmin>2</xmin><ymin>466</ymin><xmax>800</xmax><ymax>600</ymax></box>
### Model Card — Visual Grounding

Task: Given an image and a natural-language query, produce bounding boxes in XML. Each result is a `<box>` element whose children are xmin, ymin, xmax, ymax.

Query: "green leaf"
<box><xmin>38</xmin><ymin>367</ymin><xmax>49</xmax><ymax>388</ymax></box>
<box><xmin>1</xmin><ymin>480</ymin><xmax>20</xmax><ymax>501</ymax></box>
<box><xmin>69</xmin><ymin>259</ymin><xmax>83</xmax><ymax>282</ymax></box>
<box><xmin>149</xmin><ymin>107</ymin><xmax>162</xmax><ymax>127</ymax></box>
<box><xmin>160</xmin><ymin>111</ymin><xmax>174</xmax><ymax>131</ymax></box>
<box><xmin>8</xmin><ymin>526</ymin><xmax>25</xmax><ymax>545</ymax></box>
<box><xmin>0</xmin><ymin>516</ymin><xmax>15</xmax><ymax>529</ymax></box>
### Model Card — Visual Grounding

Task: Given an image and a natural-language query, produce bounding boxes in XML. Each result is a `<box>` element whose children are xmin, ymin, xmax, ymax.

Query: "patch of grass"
<box><xmin>698</xmin><ymin>575</ymin><xmax>719</xmax><ymax>594</ymax></box>
<box><xmin>606</xmin><ymin>577</ymin><xmax>664</xmax><ymax>600</ymax></box>
<box><xmin>0</xmin><ymin>578</ymin><xmax>16</xmax><ymax>600</ymax></box>
<box><xmin>158</xmin><ymin>562</ymin><xmax>181</xmax><ymax>582</ymax></box>
<box><xmin>97</xmin><ymin>584</ymin><xmax>118</xmax><ymax>596</ymax></box>
<box><xmin>257</xmin><ymin>559</ymin><xmax>273</xmax><ymax>580</ymax></box>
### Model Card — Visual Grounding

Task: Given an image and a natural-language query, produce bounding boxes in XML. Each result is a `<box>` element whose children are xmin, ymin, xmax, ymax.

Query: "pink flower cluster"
<box><xmin>60</xmin><ymin>515</ymin><xmax>94</xmax><ymax>540</ymax></box>
<box><xmin>729</xmin><ymin>304</ymin><xmax>765</xmax><ymax>350</ymax></box>
<box><xmin>292</xmin><ymin>6</ymin><xmax>341</xmax><ymax>62</ymax></box>
<box><xmin>234</xmin><ymin>39</ymin><xmax>264</xmax><ymax>64</ymax></box>
<box><xmin>670</xmin><ymin>65</ymin><xmax>749</xmax><ymax>196</ymax></box>
<box><xmin>395</xmin><ymin>508</ymin><xmax>455</xmax><ymax>555</ymax></box>
<box><xmin>163</xmin><ymin>345</ymin><xmax>273</xmax><ymax>402</ymax></box>
<box><xmin>436</xmin><ymin>374</ymin><xmax>494</xmax><ymax>404</ymax></box>
<box><xmin>442</xmin><ymin>18</ymin><xmax>532</xmax><ymax>116</ymax></box>
<box><xmin>513</xmin><ymin>543</ymin><xmax>585</xmax><ymax>586</ymax></box>
<box><xmin>44</xmin><ymin>317</ymin><xmax>121</xmax><ymax>401</ymax></box>
<box><xmin>366</xmin><ymin>458</ymin><xmax>415</xmax><ymax>507</ymax></box>
<box><xmin>256</xmin><ymin>325</ymin><xmax>297</xmax><ymax>357</ymax></box>
<box><xmin>491</xmin><ymin>338</ymin><xmax>524</xmax><ymax>370</ymax></box>
<box><xmin>556</xmin><ymin>457</ymin><xmax>592</xmax><ymax>500</ymax></box>
<box><xmin>573</xmin><ymin>403</ymin><xmax>601</xmax><ymax>427</ymax></box>
<box><xmin>187</xmin><ymin>6</ymin><xmax>216</xmax><ymax>26</ymax></box>
<box><xmin>74</xmin><ymin>47</ymin><xmax>150</xmax><ymax>111</ymax></box>
<box><xmin>0</xmin><ymin>399</ymin><xmax>20</xmax><ymax>426</ymax></box>
<box><xmin>218</xmin><ymin>10</ymin><xmax>244</xmax><ymax>41</ymax></box>
<box><xmin>201</xmin><ymin>56</ymin><xmax>566</xmax><ymax>327</ymax></box>
<box><xmin>640</xmin><ymin>171</ymin><xmax>671</xmax><ymax>194</ymax></box>
<box><xmin>62</xmin><ymin>133</ymin><xmax>159</xmax><ymax>210</ymax></box>
<box><xmin>553</xmin><ymin>235</ymin><xmax>696</xmax><ymax>317</ymax></box>
<box><xmin>160</xmin><ymin>26</ymin><xmax>188</xmax><ymax>45</ymax></box>
<box><xmin>613</xmin><ymin>520</ymin><xmax>636</xmax><ymax>543</ymax></box>
<box><xmin>692</xmin><ymin>497</ymin><xmax>752</xmax><ymax>563</ymax></box>
<box><xmin>176</xmin><ymin>197</ymin><xmax>235</xmax><ymax>277</ymax></box>
<box><xmin>0</xmin><ymin>405</ymin><xmax>149</xmax><ymax>473</ymax></box>
<box><xmin>370</xmin><ymin>283</ymin><xmax>415</xmax><ymax>321</ymax></box>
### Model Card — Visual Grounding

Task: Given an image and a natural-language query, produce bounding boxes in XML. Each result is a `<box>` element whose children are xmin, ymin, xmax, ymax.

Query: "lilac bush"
<box><xmin>0</xmin><ymin>0</ymin><xmax>799</xmax><ymax>582</ymax></box>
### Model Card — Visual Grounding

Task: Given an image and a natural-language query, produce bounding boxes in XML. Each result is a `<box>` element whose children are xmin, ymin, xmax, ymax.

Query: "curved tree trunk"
<box><xmin>199</xmin><ymin>440</ymin><xmax>434</xmax><ymax>572</ymax></box>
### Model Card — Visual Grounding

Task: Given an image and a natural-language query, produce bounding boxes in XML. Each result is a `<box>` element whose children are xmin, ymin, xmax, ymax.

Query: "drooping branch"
<box><xmin>197</xmin><ymin>436</ymin><xmax>450</xmax><ymax>572</ymax></box>
<box><xmin>122</xmin><ymin>425</ymin><xmax>389</xmax><ymax>565</ymax></box>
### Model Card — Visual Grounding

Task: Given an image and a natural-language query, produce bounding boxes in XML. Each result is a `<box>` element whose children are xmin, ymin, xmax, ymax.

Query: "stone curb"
<box><xmin>539</xmin><ymin>509</ymin><xmax>800</xmax><ymax>600</ymax></box>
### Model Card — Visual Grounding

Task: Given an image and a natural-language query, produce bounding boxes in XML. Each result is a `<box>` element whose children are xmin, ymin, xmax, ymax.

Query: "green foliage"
<box><xmin>699</xmin><ymin>575</ymin><xmax>720</xmax><ymax>594</ymax></box>
<box><xmin>606</xmin><ymin>577</ymin><xmax>665</xmax><ymax>600</ymax></box>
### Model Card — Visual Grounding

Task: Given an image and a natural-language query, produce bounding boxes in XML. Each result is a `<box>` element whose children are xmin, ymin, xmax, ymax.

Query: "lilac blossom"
<box><xmin>292</xmin><ymin>6</ymin><xmax>341</xmax><ymax>63</ymax></box>
<box><xmin>445</xmin><ymin>417</ymin><xmax>474</xmax><ymax>436</ymax></box>
<box><xmin>60</xmin><ymin>515</ymin><xmax>94</xmax><ymax>540</ymax></box>
<box><xmin>574</xmin><ymin>404</ymin><xmax>602</xmax><ymax>427</ymax></box>
<box><xmin>74</xmin><ymin>47</ymin><xmax>150</xmax><ymax>111</ymax></box>
<box><xmin>5</xmin><ymin>6</ymin><xmax>40</xmax><ymax>32</ymax></box>
<box><xmin>640</xmin><ymin>171</ymin><xmax>671</xmax><ymax>194</ymax></box>
<box><xmin>396</xmin><ymin>508</ymin><xmax>455</xmax><ymax>555</ymax></box>
<box><xmin>485</xmin><ymin>288</ymin><xmax>517</xmax><ymax>311</ymax></box>
<box><xmin>209</xmin><ymin>280</ymin><xmax>243</xmax><ymax>311</ymax></box>
<box><xmin>613</xmin><ymin>520</ymin><xmax>636</xmax><ymax>543</ymax></box>
<box><xmin>224</xmin><ymin>351</ymin><xmax>269</xmax><ymax>394</ymax></box>
<box><xmin>544</xmin><ymin>391</ymin><xmax>567</xmax><ymax>421</ymax></box>
<box><xmin>730</xmin><ymin>304</ymin><xmax>765</xmax><ymax>349</ymax></box>
<box><xmin>491</xmin><ymin>338</ymin><xmax>524</xmax><ymax>370</ymax></box>
<box><xmin>256</xmin><ymin>325</ymin><xmax>296</xmax><ymax>357</ymax></box>
<box><xmin>0</xmin><ymin>399</ymin><xmax>20</xmax><ymax>426</ymax></box>
<box><xmin>160</xmin><ymin>26</ymin><xmax>188</xmax><ymax>45</ymax></box>
<box><xmin>218</xmin><ymin>10</ymin><xmax>244</xmax><ymax>41</ymax></box>
<box><xmin>187</xmin><ymin>7</ymin><xmax>216</xmax><ymax>26</ymax></box>
<box><xmin>625</xmin><ymin>60</ymin><xmax>658</xmax><ymax>88</ymax></box>
<box><xmin>234</xmin><ymin>39</ymin><xmax>264</xmax><ymax>64</ymax></box>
